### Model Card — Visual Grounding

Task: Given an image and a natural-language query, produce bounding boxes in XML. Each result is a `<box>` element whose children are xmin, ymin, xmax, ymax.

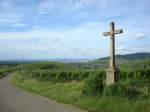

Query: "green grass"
<box><xmin>12</xmin><ymin>73</ymin><xmax>150</xmax><ymax>112</ymax></box>
<box><xmin>0</xmin><ymin>66</ymin><xmax>16</xmax><ymax>77</ymax></box>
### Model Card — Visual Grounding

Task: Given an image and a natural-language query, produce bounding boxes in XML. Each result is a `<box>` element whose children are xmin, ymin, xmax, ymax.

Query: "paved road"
<box><xmin>0</xmin><ymin>74</ymin><xmax>86</xmax><ymax>112</ymax></box>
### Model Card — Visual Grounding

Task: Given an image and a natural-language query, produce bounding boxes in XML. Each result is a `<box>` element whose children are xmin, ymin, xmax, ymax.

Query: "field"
<box><xmin>11</xmin><ymin>57</ymin><xmax>150</xmax><ymax>112</ymax></box>
<box><xmin>0</xmin><ymin>66</ymin><xmax>17</xmax><ymax>78</ymax></box>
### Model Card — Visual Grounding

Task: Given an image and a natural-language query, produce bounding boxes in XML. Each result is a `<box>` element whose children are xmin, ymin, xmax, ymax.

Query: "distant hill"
<box><xmin>75</xmin><ymin>53</ymin><xmax>150</xmax><ymax>69</ymax></box>
<box><xmin>0</xmin><ymin>59</ymin><xmax>90</xmax><ymax>66</ymax></box>
<box><xmin>89</xmin><ymin>52</ymin><xmax>150</xmax><ymax>64</ymax></box>
<box><xmin>0</xmin><ymin>52</ymin><xmax>150</xmax><ymax>66</ymax></box>
<box><xmin>0</xmin><ymin>60</ymin><xmax>36</xmax><ymax>66</ymax></box>
<box><xmin>100</xmin><ymin>52</ymin><xmax>150</xmax><ymax>60</ymax></box>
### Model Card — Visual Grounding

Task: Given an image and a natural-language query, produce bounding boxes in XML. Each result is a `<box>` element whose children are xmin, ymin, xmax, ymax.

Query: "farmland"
<box><xmin>0</xmin><ymin>66</ymin><xmax>17</xmax><ymax>78</ymax></box>
<box><xmin>11</xmin><ymin>53</ymin><xmax>150</xmax><ymax>112</ymax></box>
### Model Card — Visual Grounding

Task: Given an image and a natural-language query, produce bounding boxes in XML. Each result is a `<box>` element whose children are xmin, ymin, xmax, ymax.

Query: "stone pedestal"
<box><xmin>106</xmin><ymin>67</ymin><xmax>120</xmax><ymax>85</ymax></box>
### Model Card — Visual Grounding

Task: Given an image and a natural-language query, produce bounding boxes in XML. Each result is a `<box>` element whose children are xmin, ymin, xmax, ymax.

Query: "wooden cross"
<box><xmin>103</xmin><ymin>22</ymin><xmax>123</xmax><ymax>68</ymax></box>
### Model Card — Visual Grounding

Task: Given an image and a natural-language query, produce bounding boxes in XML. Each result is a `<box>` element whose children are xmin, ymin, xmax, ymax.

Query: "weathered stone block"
<box><xmin>105</xmin><ymin>67</ymin><xmax>120</xmax><ymax>85</ymax></box>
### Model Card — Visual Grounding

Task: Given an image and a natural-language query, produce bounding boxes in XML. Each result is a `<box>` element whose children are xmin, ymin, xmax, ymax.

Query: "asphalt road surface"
<box><xmin>0</xmin><ymin>74</ymin><xmax>86</xmax><ymax>112</ymax></box>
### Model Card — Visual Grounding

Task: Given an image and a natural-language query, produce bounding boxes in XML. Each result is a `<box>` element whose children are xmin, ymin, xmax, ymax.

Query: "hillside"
<box><xmin>12</xmin><ymin>52</ymin><xmax>150</xmax><ymax>112</ymax></box>
<box><xmin>72</xmin><ymin>52</ymin><xmax>150</xmax><ymax>70</ymax></box>
<box><xmin>0</xmin><ymin>52</ymin><xmax>150</xmax><ymax>68</ymax></box>
<box><xmin>89</xmin><ymin>52</ymin><xmax>150</xmax><ymax>63</ymax></box>
<box><xmin>101</xmin><ymin>52</ymin><xmax>150</xmax><ymax>60</ymax></box>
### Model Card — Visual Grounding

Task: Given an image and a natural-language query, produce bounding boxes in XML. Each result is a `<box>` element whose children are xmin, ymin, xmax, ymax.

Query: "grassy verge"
<box><xmin>12</xmin><ymin>73</ymin><xmax>150</xmax><ymax>112</ymax></box>
<box><xmin>0</xmin><ymin>67</ymin><xmax>16</xmax><ymax>78</ymax></box>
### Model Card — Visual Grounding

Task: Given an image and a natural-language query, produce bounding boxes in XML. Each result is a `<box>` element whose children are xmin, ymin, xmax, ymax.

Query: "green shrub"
<box><xmin>103</xmin><ymin>79</ymin><xmax>150</xmax><ymax>99</ymax></box>
<box><xmin>21</xmin><ymin>70</ymin><xmax>102</xmax><ymax>82</ymax></box>
<box><xmin>0</xmin><ymin>67</ymin><xmax>16</xmax><ymax>76</ymax></box>
<box><xmin>124</xmin><ymin>87</ymin><xmax>141</xmax><ymax>99</ymax></box>
<box><xmin>82</xmin><ymin>72</ymin><xmax>105</xmax><ymax>96</ymax></box>
<box><xmin>103</xmin><ymin>82</ymin><xmax>127</xmax><ymax>96</ymax></box>
<box><xmin>120</xmin><ymin>68</ymin><xmax>150</xmax><ymax>80</ymax></box>
<box><xmin>125</xmin><ymin>80</ymin><xmax>150</xmax><ymax>99</ymax></box>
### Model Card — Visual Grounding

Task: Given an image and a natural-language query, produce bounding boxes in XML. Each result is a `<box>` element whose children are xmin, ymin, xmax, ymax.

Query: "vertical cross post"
<box><xmin>110</xmin><ymin>22</ymin><xmax>115</xmax><ymax>68</ymax></box>
<box><xmin>103</xmin><ymin>22</ymin><xmax>123</xmax><ymax>85</ymax></box>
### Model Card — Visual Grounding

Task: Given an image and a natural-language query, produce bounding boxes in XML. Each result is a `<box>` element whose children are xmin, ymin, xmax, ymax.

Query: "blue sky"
<box><xmin>0</xmin><ymin>0</ymin><xmax>150</xmax><ymax>60</ymax></box>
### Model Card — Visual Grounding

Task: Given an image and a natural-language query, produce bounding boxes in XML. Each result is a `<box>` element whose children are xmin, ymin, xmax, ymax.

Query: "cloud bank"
<box><xmin>0</xmin><ymin>0</ymin><xmax>149</xmax><ymax>59</ymax></box>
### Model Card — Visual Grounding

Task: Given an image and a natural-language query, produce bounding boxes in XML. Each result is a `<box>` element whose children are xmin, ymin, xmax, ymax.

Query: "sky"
<box><xmin>0</xmin><ymin>0</ymin><xmax>150</xmax><ymax>60</ymax></box>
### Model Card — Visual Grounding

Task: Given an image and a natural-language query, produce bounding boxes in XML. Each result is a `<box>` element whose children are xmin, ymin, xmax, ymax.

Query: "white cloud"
<box><xmin>0</xmin><ymin>21</ymin><xmax>105</xmax><ymax>59</ymax></box>
<box><xmin>0</xmin><ymin>0</ymin><xmax>14</xmax><ymax>11</ymax></box>
<box><xmin>0</xmin><ymin>0</ymin><xmax>23</xmax><ymax>25</ymax></box>
<box><xmin>134</xmin><ymin>33</ymin><xmax>146</xmax><ymax>39</ymax></box>
<box><xmin>11</xmin><ymin>23</ymin><xmax>28</xmax><ymax>27</ymax></box>
<box><xmin>37</xmin><ymin>0</ymin><xmax>111</xmax><ymax>15</ymax></box>
<box><xmin>0</xmin><ymin>0</ymin><xmax>149</xmax><ymax>59</ymax></box>
<box><xmin>3</xmin><ymin>20</ymin><xmax>149</xmax><ymax>59</ymax></box>
<box><xmin>126</xmin><ymin>33</ymin><xmax>147</xmax><ymax>39</ymax></box>
<box><xmin>116</xmin><ymin>44</ymin><xmax>150</xmax><ymax>54</ymax></box>
<box><xmin>37</xmin><ymin>0</ymin><xmax>142</xmax><ymax>20</ymax></box>
<box><xmin>0</xmin><ymin>13</ymin><xmax>22</xmax><ymax>24</ymax></box>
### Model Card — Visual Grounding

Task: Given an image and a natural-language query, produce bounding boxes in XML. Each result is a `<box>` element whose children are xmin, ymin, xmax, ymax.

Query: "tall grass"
<box><xmin>22</xmin><ymin>69</ymin><xmax>105</xmax><ymax>82</ymax></box>
<box><xmin>12</xmin><ymin>73</ymin><xmax>150</xmax><ymax>112</ymax></box>
<box><xmin>11</xmin><ymin>61</ymin><xmax>150</xmax><ymax>112</ymax></box>
<box><xmin>0</xmin><ymin>66</ymin><xmax>16</xmax><ymax>77</ymax></box>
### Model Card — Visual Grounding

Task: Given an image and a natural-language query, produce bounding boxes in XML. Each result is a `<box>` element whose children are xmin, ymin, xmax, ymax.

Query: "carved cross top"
<box><xmin>103</xmin><ymin>22</ymin><xmax>123</xmax><ymax>68</ymax></box>
<box><xmin>103</xmin><ymin>22</ymin><xmax>123</xmax><ymax>37</ymax></box>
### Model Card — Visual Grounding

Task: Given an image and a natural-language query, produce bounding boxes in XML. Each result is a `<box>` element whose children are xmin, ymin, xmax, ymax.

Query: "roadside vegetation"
<box><xmin>11</xmin><ymin>58</ymin><xmax>150</xmax><ymax>112</ymax></box>
<box><xmin>0</xmin><ymin>66</ymin><xmax>17</xmax><ymax>78</ymax></box>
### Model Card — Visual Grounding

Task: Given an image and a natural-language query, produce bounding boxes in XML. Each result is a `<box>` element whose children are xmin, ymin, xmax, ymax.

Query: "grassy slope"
<box><xmin>0</xmin><ymin>66</ymin><xmax>17</xmax><ymax>77</ymax></box>
<box><xmin>12</xmin><ymin>73</ymin><xmax>150</xmax><ymax>112</ymax></box>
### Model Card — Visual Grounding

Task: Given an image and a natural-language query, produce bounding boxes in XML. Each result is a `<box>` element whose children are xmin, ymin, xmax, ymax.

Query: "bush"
<box><xmin>21</xmin><ymin>70</ymin><xmax>105</xmax><ymax>82</ymax></box>
<box><xmin>103</xmin><ymin>82</ymin><xmax>127</xmax><ymax>96</ymax></box>
<box><xmin>103</xmin><ymin>79</ymin><xmax>150</xmax><ymax>99</ymax></box>
<box><xmin>126</xmin><ymin>79</ymin><xmax>150</xmax><ymax>98</ymax></box>
<box><xmin>120</xmin><ymin>71</ymin><xmax>134</xmax><ymax>79</ymax></box>
<box><xmin>124</xmin><ymin>87</ymin><xmax>141</xmax><ymax>99</ymax></box>
<box><xmin>0</xmin><ymin>68</ymin><xmax>16</xmax><ymax>77</ymax></box>
<box><xmin>82</xmin><ymin>72</ymin><xmax>105</xmax><ymax>96</ymax></box>
<box><xmin>120</xmin><ymin>69</ymin><xmax>150</xmax><ymax>80</ymax></box>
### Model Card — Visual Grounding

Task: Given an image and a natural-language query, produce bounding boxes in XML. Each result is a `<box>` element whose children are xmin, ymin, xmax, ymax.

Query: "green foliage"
<box><xmin>103</xmin><ymin>79</ymin><xmax>150</xmax><ymax>99</ymax></box>
<box><xmin>12</xmin><ymin>73</ymin><xmax>150</xmax><ymax>112</ymax></box>
<box><xmin>82</xmin><ymin>71</ymin><xmax>105</xmax><ymax>96</ymax></box>
<box><xmin>19</xmin><ymin>61</ymin><xmax>150</xmax><ymax>99</ymax></box>
<box><xmin>22</xmin><ymin>69</ymin><xmax>105</xmax><ymax>82</ymax></box>
<box><xmin>127</xmin><ymin>79</ymin><xmax>150</xmax><ymax>97</ymax></box>
<box><xmin>0</xmin><ymin>66</ymin><xmax>17</xmax><ymax>77</ymax></box>
<box><xmin>103</xmin><ymin>82</ymin><xmax>127</xmax><ymax>96</ymax></box>
<box><xmin>120</xmin><ymin>71</ymin><xmax>134</xmax><ymax>79</ymax></box>
<box><xmin>74</xmin><ymin>54</ymin><xmax>150</xmax><ymax>70</ymax></box>
<box><xmin>11</xmin><ymin>59</ymin><xmax>150</xmax><ymax>112</ymax></box>
<box><xmin>120</xmin><ymin>68</ymin><xmax>150</xmax><ymax>80</ymax></box>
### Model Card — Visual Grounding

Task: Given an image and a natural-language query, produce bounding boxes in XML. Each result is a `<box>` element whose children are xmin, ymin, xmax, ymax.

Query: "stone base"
<box><xmin>105</xmin><ymin>67</ymin><xmax>120</xmax><ymax>85</ymax></box>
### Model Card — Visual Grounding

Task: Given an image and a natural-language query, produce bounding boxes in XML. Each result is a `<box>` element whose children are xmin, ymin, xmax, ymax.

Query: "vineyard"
<box><xmin>21</xmin><ymin>68</ymin><xmax>150</xmax><ymax>82</ymax></box>
<box><xmin>10</xmin><ymin>58</ymin><xmax>150</xmax><ymax>112</ymax></box>
<box><xmin>22</xmin><ymin>70</ymin><xmax>105</xmax><ymax>82</ymax></box>
<box><xmin>20</xmin><ymin>59</ymin><xmax>150</xmax><ymax>82</ymax></box>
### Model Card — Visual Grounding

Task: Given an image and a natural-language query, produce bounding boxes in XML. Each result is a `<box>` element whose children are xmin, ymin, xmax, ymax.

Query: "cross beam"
<box><xmin>103</xmin><ymin>29</ymin><xmax>123</xmax><ymax>36</ymax></box>
<box><xmin>103</xmin><ymin>22</ymin><xmax>123</xmax><ymax>68</ymax></box>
